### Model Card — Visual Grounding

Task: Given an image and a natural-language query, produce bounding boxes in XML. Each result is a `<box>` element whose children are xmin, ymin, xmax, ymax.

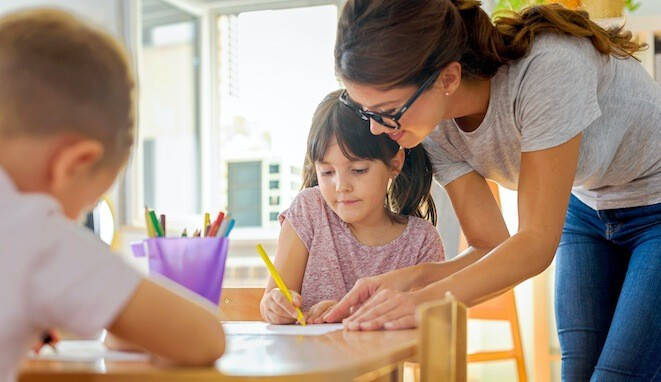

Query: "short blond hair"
<box><xmin>0</xmin><ymin>8</ymin><xmax>135</xmax><ymax>164</ymax></box>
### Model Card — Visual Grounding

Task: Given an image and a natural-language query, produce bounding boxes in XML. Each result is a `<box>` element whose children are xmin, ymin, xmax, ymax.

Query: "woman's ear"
<box><xmin>439</xmin><ymin>61</ymin><xmax>462</xmax><ymax>96</ymax></box>
<box><xmin>390</xmin><ymin>148</ymin><xmax>405</xmax><ymax>177</ymax></box>
<box><xmin>50</xmin><ymin>139</ymin><xmax>104</xmax><ymax>194</ymax></box>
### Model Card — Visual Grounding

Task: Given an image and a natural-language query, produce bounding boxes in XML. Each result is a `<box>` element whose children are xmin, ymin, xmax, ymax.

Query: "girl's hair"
<box><xmin>335</xmin><ymin>0</ymin><xmax>646</xmax><ymax>86</ymax></box>
<box><xmin>0</xmin><ymin>9</ymin><xmax>135</xmax><ymax>166</ymax></box>
<box><xmin>303</xmin><ymin>90</ymin><xmax>437</xmax><ymax>226</ymax></box>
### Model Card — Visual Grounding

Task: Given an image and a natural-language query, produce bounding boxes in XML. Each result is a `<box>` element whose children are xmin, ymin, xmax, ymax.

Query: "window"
<box><xmin>133</xmin><ymin>0</ymin><xmax>340</xmax><ymax>286</ymax></box>
<box><xmin>138</xmin><ymin>0</ymin><xmax>201</xmax><ymax>216</ymax></box>
<box><xmin>215</xmin><ymin>4</ymin><xmax>339</xmax><ymax>229</ymax></box>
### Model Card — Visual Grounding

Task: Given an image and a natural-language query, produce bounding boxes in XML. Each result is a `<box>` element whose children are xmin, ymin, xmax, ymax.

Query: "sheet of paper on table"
<box><xmin>28</xmin><ymin>340</ymin><xmax>149</xmax><ymax>362</ymax></box>
<box><xmin>222</xmin><ymin>321</ymin><xmax>344</xmax><ymax>336</ymax></box>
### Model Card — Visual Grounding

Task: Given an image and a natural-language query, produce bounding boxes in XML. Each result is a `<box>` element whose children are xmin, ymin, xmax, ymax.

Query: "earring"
<box><xmin>445</xmin><ymin>91</ymin><xmax>450</xmax><ymax>96</ymax></box>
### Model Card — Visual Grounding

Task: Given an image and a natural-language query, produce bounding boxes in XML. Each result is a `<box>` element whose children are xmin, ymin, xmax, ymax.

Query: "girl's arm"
<box><xmin>260</xmin><ymin>219</ymin><xmax>310</xmax><ymax>323</ymax></box>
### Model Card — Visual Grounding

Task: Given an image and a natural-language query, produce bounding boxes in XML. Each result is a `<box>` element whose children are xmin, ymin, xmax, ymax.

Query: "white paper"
<box><xmin>223</xmin><ymin>321</ymin><xmax>344</xmax><ymax>336</ymax></box>
<box><xmin>28</xmin><ymin>340</ymin><xmax>149</xmax><ymax>362</ymax></box>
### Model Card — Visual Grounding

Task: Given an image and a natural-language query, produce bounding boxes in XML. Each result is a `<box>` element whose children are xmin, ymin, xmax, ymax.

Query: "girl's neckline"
<box><xmin>339</xmin><ymin>214</ymin><xmax>412</xmax><ymax>251</ymax></box>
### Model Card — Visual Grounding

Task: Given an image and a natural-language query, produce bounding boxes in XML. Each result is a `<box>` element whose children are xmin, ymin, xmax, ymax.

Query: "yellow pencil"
<box><xmin>203</xmin><ymin>212</ymin><xmax>210</xmax><ymax>236</ymax></box>
<box><xmin>256</xmin><ymin>244</ymin><xmax>306</xmax><ymax>326</ymax></box>
<box><xmin>144</xmin><ymin>207</ymin><xmax>156</xmax><ymax>238</ymax></box>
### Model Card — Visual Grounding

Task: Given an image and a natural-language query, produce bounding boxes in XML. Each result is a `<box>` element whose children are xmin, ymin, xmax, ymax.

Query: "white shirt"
<box><xmin>0</xmin><ymin>167</ymin><xmax>142</xmax><ymax>382</ymax></box>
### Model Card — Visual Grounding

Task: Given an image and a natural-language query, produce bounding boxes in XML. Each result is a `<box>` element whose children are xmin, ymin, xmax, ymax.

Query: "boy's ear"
<box><xmin>50</xmin><ymin>139</ymin><xmax>104</xmax><ymax>193</ymax></box>
<box><xmin>390</xmin><ymin>148</ymin><xmax>405</xmax><ymax>176</ymax></box>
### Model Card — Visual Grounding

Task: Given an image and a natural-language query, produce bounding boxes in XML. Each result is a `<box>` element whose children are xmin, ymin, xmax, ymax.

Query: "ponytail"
<box><xmin>336</xmin><ymin>0</ymin><xmax>647</xmax><ymax>85</ymax></box>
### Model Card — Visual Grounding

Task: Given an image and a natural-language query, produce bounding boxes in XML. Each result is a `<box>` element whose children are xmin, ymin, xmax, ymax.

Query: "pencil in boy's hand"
<box><xmin>33</xmin><ymin>330</ymin><xmax>58</xmax><ymax>354</ymax></box>
<box><xmin>256</xmin><ymin>244</ymin><xmax>306</xmax><ymax>326</ymax></box>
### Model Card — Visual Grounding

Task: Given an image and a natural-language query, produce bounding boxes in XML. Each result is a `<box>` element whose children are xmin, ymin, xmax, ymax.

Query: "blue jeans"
<box><xmin>555</xmin><ymin>195</ymin><xmax>661</xmax><ymax>381</ymax></box>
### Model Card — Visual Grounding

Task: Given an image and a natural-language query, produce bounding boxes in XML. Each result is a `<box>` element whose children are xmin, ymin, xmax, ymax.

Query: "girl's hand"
<box><xmin>342</xmin><ymin>289</ymin><xmax>420</xmax><ymax>331</ymax></box>
<box><xmin>260</xmin><ymin>288</ymin><xmax>303</xmax><ymax>324</ymax></box>
<box><xmin>305</xmin><ymin>300</ymin><xmax>338</xmax><ymax>324</ymax></box>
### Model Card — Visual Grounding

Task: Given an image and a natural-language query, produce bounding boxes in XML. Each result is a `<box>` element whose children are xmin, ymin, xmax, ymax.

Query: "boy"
<box><xmin>0</xmin><ymin>9</ymin><xmax>224</xmax><ymax>382</ymax></box>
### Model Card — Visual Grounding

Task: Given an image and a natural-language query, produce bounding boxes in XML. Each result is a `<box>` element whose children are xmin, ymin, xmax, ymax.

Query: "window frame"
<box><xmin>124</xmin><ymin>0</ymin><xmax>344</xmax><ymax>240</ymax></box>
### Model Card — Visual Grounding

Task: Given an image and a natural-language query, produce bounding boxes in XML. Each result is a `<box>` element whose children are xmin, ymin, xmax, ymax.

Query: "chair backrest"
<box><xmin>418</xmin><ymin>293</ymin><xmax>467</xmax><ymax>382</ymax></box>
<box><xmin>219</xmin><ymin>287</ymin><xmax>264</xmax><ymax>321</ymax></box>
<box><xmin>468</xmin><ymin>288</ymin><xmax>517</xmax><ymax>321</ymax></box>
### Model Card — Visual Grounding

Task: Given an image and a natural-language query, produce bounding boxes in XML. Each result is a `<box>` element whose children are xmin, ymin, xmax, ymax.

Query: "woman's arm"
<box><xmin>334</xmin><ymin>134</ymin><xmax>581</xmax><ymax>329</ymax></box>
<box><xmin>409</xmin><ymin>171</ymin><xmax>511</xmax><ymax>289</ymax></box>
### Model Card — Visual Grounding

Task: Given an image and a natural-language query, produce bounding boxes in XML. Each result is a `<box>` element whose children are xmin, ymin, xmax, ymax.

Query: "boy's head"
<box><xmin>0</xmin><ymin>9</ymin><xmax>135</xmax><ymax>219</ymax></box>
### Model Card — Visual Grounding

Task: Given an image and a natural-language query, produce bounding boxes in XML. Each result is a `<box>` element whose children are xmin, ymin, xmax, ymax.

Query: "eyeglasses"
<box><xmin>339</xmin><ymin>69</ymin><xmax>441</xmax><ymax>130</ymax></box>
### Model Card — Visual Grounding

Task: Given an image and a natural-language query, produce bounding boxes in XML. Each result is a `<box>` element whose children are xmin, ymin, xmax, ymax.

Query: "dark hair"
<box><xmin>303</xmin><ymin>90</ymin><xmax>437</xmax><ymax>226</ymax></box>
<box><xmin>0</xmin><ymin>9</ymin><xmax>135</xmax><ymax>166</ymax></box>
<box><xmin>335</xmin><ymin>0</ymin><xmax>646</xmax><ymax>86</ymax></box>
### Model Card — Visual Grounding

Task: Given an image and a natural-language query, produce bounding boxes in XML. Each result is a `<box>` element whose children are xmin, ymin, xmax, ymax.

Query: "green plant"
<box><xmin>494</xmin><ymin>0</ymin><xmax>643</xmax><ymax>13</ymax></box>
<box><xmin>494</xmin><ymin>0</ymin><xmax>545</xmax><ymax>12</ymax></box>
<box><xmin>625</xmin><ymin>0</ymin><xmax>641</xmax><ymax>12</ymax></box>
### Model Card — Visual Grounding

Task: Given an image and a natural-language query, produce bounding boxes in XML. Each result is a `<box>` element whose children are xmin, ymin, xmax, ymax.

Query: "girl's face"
<box><xmin>315</xmin><ymin>138</ymin><xmax>400</xmax><ymax>226</ymax></box>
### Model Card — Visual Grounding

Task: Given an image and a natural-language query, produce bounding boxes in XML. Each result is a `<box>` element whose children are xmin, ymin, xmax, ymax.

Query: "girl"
<box><xmin>259</xmin><ymin>90</ymin><xmax>445</xmax><ymax>324</ymax></box>
<box><xmin>323</xmin><ymin>0</ymin><xmax>661</xmax><ymax>380</ymax></box>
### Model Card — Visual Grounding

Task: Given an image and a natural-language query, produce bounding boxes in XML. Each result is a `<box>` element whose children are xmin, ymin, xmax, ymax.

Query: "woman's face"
<box><xmin>343</xmin><ymin>78</ymin><xmax>448</xmax><ymax>148</ymax></box>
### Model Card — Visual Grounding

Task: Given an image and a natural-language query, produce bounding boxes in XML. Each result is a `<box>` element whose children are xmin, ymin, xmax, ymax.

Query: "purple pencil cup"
<box><xmin>131</xmin><ymin>237</ymin><xmax>229</xmax><ymax>305</ymax></box>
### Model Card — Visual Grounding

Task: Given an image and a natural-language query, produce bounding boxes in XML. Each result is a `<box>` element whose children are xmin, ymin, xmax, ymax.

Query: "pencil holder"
<box><xmin>131</xmin><ymin>237</ymin><xmax>229</xmax><ymax>305</ymax></box>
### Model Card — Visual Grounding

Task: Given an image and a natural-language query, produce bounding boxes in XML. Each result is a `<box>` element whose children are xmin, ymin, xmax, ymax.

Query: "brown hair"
<box><xmin>0</xmin><ymin>9</ymin><xmax>135</xmax><ymax>165</ymax></box>
<box><xmin>336</xmin><ymin>0</ymin><xmax>646</xmax><ymax>86</ymax></box>
<box><xmin>303</xmin><ymin>90</ymin><xmax>437</xmax><ymax>226</ymax></box>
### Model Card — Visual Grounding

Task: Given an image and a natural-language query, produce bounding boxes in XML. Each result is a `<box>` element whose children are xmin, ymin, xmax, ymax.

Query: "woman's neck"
<box><xmin>347</xmin><ymin>209</ymin><xmax>407</xmax><ymax>247</ymax></box>
<box><xmin>451</xmin><ymin>78</ymin><xmax>491</xmax><ymax>132</ymax></box>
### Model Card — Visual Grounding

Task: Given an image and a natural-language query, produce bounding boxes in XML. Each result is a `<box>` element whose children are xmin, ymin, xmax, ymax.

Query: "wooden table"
<box><xmin>20</xmin><ymin>329</ymin><xmax>418</xmax><ymax>382</ymax></box>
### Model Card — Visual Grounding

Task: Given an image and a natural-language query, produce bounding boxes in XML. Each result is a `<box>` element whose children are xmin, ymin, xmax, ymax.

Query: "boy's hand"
<box><xmin>260</xmin><ymin>288</ymin><xmax>303</xmax><ymax>324</ymax></box>
<box><xmin>305</xmin><ymin>300</ymin><xmax>338</xmax><ymax>324</ymax></box>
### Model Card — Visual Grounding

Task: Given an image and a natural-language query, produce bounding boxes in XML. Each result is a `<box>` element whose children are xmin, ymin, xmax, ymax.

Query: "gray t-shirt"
<box><xmin>423</xmin><ymin>33</ymin><xmax>661</xmax><ymax>210</ymax></box>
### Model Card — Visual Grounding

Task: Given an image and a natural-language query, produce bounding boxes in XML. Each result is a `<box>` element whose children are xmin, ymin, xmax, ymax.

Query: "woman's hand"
<box><xmin>323</xmin><ymin>271</ymin><xmax>409</xmax><ymax>323</ymax></box>
<box><xmin>342</xmin><ymin>289</ymin><xmax>421</xmax><ymax>331</ymax></box>
<box><xmin>305</xmin><ymin>300</ymin><xmax>337</xmax><ymax>324</ymax></box>
<box><xmin>260</xmin><ymin>288</ymin><xmax>303</xmax><ymax>324</ymax></box>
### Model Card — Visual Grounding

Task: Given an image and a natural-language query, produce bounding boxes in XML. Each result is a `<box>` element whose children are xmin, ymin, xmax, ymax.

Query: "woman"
<box><xmin>322</xmin><ymin>0</ymin><xmax>661</xmax><ymax>380</ymax></box>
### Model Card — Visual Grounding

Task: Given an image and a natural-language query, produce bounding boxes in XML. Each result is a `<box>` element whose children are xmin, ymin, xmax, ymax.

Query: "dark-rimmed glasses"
<box><xmin>339</xmin><ymin>69</ymin><xmax>441</xmax><ymax>130</ymax></box>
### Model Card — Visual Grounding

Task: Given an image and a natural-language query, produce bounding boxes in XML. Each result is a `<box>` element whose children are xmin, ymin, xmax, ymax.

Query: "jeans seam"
<box><xmin>593</xmin><ymin>365</ymin><xmax>646</xmax><ymax>378</ymax></box>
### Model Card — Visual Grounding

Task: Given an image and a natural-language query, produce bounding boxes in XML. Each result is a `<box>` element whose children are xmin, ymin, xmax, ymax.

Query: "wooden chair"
<box><xmin>467</xmin><ymin>290</ymin><xmax>527</xmax><ymax>382</ymax></box>
<box><xmin>418</xmin><ymin>293</ymin><xmax>467</xmax><ymax>382</ymax></box>
<box><xmin>218</xmin><ymin>287</ymin><xmax>264</xmax><ymax>321</ymax></box>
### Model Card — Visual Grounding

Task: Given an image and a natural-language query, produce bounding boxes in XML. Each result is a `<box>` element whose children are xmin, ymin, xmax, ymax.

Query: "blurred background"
<box><xmin>2</xmin><ymin>1</ymin><xmax>659</xmax><ymax>380</ymax></box>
